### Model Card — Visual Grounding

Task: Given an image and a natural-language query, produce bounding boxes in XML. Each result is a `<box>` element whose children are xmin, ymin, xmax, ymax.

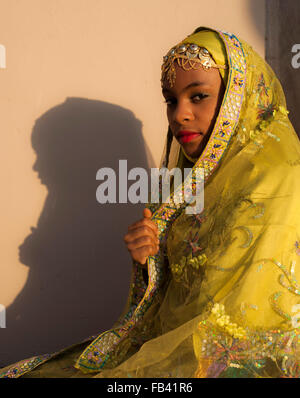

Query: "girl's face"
<box><xmin>162</xmin><ymin>61</ymin><xmax>225</xmax><ymax>158</ymax></box>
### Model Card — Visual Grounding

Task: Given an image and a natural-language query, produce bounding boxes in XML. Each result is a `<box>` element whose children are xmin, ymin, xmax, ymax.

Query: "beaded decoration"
<box><xmin>161</xmin><ymin>42</ymin><xmax>227</xmax><ymax>87</ymax></box>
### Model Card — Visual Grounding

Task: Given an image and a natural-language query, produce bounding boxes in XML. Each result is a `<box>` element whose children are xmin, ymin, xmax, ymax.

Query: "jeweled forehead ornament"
<box><xmin>161</xmin><ymin>42</ymin><xmax>227</xmax><ymax>87</ymax></box>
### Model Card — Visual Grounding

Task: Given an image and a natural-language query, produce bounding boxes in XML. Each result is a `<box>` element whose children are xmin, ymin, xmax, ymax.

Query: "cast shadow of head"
<box><xmin>2</xmin><ymin>97</ymin><xmax>155</xmax><ymax>366</ymax></box>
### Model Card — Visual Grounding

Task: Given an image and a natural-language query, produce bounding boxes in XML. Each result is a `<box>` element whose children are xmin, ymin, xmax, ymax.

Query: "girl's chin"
<box><xmin>180</xmin><ymin>136</ymin><xmax>210</xmax><ymax>159</ymax></box>
<box><xmin>180</xmin><ymin>143</ymin><xmax>203</xmax><ymax>159</ymax></box>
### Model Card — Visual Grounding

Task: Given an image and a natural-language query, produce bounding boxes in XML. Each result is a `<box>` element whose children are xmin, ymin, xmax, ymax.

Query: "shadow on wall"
<box><xmin>0</xmin><ymin>98</ymin><xmax>153</xmax><ymax>367</ymax></box>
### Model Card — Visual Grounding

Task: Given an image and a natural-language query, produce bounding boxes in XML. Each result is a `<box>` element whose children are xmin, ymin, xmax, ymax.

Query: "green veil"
<box><xmin>1</xmin><ymin>27</ymin><xmax>300</xmax><ymax>378</ymax></box>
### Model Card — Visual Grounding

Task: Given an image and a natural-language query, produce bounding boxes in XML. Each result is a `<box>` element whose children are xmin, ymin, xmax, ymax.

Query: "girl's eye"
<box><xmin>192</xmin><ymin>93</ymin><xmax>208</xmax><ymax>102</ymax></box>
<box><xmin>163</xmin><ymin>93</ymin><xmax>208</xmax><ymax>105</ymax></box>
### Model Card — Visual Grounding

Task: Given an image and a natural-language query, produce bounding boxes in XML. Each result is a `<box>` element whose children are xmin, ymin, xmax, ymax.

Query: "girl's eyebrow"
<box><xmin>162</xmin><ymin>81</ymin><xmax>207</xmax><ymax>95</ymax></box>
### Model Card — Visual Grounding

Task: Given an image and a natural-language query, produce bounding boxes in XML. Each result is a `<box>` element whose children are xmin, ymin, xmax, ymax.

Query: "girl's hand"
<box><xmin>124</xmin><ymin>208</ymin><xmax>159</xmax><ymax>267</ymax></box>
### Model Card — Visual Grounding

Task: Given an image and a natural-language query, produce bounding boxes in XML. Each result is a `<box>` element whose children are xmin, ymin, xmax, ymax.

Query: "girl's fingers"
<box><xmin>124</xmin><ymin>225</ymin><xmax>159</xmax><ymax>244</ymax></box>
<box><xmin>125</xmin><ymin>209</ymin><xmax>160</xmax><ymax>266</ymax></box>
<box><xmin>128</xmin><ymin>218</ymin><xmax>158</xmax><ymax>235</ymax></box>
<box><xmin>143</xmin><ymin>208</ymin><xmax>152</xmax><ymax>219</ymax></box>
<box><xmin>127</xmin><ymin>236</ymin><xmax>159</xmax><ymax>251</ymax></box>
<box><xmin>131</xmin><ymin>244</ymin><xmax>159</xmax><ymax>264</ymax></box>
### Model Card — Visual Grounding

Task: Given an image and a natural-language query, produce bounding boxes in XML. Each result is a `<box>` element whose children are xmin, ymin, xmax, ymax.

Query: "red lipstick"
<box><xmin>177</xmin><ymin>130</ymin><xmax>201</xmax><ymax>144</ymax></box>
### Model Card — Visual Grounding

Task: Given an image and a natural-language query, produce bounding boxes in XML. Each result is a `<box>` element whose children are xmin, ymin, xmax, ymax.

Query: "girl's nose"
<box><xmin>173</xmin><ymin>101</ymin><xmax>194</xmax><ymax>124</ymax></box>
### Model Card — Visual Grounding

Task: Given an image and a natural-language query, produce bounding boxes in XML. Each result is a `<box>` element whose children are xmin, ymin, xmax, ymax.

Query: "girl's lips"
<box><xmin>178</xmin><ymin>131</ymin><xmax>201</xmax><ymax>144</ymax></box>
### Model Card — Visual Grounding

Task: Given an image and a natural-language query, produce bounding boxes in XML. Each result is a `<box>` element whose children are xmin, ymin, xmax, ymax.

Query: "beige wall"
<box><xmin>0</xmin><ymin>0</ymin><xmax>265</xmax><ymax>366</ymax></box>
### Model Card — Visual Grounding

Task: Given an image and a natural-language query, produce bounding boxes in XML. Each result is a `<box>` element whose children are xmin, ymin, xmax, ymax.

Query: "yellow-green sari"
<box><xmin>1</xmin><ymin>27</ymin><xmax>300</xmax><ymax>378</ymax></box>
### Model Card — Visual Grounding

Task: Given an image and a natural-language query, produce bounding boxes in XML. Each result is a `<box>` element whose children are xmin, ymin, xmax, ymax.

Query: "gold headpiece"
<box><xmin>161</xmin><ymin>42</ymin><xmax>227</xmax><ymax>87</ymax></box>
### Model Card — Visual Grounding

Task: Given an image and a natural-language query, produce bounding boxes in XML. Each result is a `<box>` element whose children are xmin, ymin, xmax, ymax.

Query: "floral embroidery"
<box><xmin>189</xmin><ymin>212</ymin><xmax>207</xmax><ymax>228</ymax></box>
<box><xmin>218</xmin><ymin>120</ymin><xmax>231</xmax><ymax>138</ymax></box>
<box><xmin>243</xmin><ymin>72</ymin><xmax>289</xmax><ymax>148</ymax></box>
<box><xmin>233</xmin><ymin>76</ymin><xmax>244</xmax><ymax>87</ymax></box>
<box><xmin>257</xmin><ymin>102</ymin><xmax>276</xmax><ymax>121</ymax></box>
<box><xmin>196</xmin><ymin>318</ymin><xmax>300</xmax><ymax>377</ymax></box>
<box><xmin>170</xmin><ymin>252</ymin><xmax>207</xmax><ymax>283</ymax></box>
<box><xmin>257</xmin><ymin>73</ymin><xmax>269</xmax><ymax>97</ymax></box>
<box><xmin>183</xmin><ymin>231</ymin><xmax>203</xmax><ymax>255</ymax></box>
<box><xmin>211</xmin><ymin>303</ymin><xmax>246</xmax><ymax>339</ymax></box>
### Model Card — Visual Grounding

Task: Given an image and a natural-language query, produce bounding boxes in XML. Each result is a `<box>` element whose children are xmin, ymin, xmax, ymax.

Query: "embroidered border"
<box><xmin>0</xmin><ymin>354</ymin><xmax>53</xmax><ymax>378</ymax></box>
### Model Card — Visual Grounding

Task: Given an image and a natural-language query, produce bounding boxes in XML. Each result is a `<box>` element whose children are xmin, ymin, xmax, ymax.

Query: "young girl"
<box><xmin>2</xmin><ymin>26</ymin><xmax>300</xmax><ymax>378</ymax></box>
